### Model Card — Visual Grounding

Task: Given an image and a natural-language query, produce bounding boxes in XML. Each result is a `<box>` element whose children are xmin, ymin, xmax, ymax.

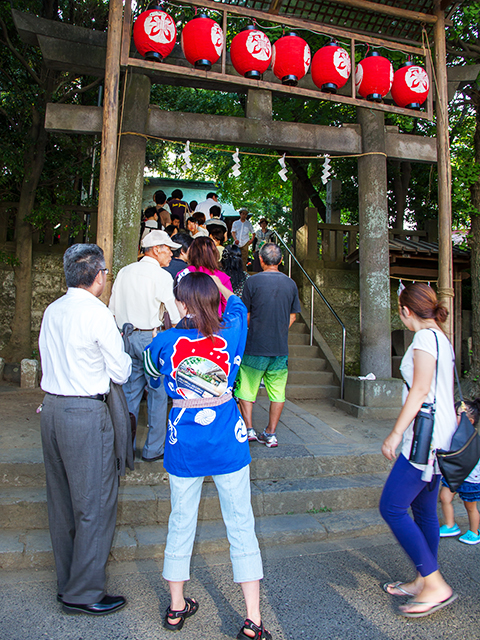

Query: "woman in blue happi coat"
<box><xmin>143</xmin><ymin>271</ymin><xmax>272</xmax><ymax>640</ymax></box>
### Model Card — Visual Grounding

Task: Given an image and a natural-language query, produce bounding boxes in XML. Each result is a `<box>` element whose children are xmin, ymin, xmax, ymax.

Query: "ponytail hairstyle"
<box><xmin>174</xmin><ymin>271</ymin><xmax>221</xmax><ymax>339</ymax></box>
<box><xmin>398</xmin><ymin>283</ymin><xmax>448</xmax><ymax>324</ymax></box>
<box><xmin>221</xmin><ymin>244</ymin><xmax>244</xmax><ymax>288</ymax></box>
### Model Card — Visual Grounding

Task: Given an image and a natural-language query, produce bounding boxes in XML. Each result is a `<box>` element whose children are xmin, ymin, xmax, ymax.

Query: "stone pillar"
<box><xmin>326</xmin><ymin>179</ymin><xmax>342</xmax><ymax>262</ymax></box>
<box><xmin>326</xmin><ymin>179</ymin><xmax>341</xmax><ymax>224</ymax></box>
<box><xmin>246</xmin><ymin>89</ymin><xmax>272</xmax><ymax>120</ymax></box>
<box><xmin>357</xmin><ymin>108</ymin><xmax>391</xmax><ymax>377</ymax></box>
<box><xmin>113</xmin><ymin>73</ymin><xmax>151</xmax><ymax>275</ymax></box>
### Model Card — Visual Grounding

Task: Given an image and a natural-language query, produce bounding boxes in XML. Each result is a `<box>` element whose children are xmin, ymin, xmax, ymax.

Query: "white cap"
<box><xmin>141</xmin><ymin>230</ymin><xmax>181</xmax><ymax>250</ymax></box>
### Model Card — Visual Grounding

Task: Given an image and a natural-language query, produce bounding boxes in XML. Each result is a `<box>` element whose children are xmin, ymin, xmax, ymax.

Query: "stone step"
<box><xmin>0</xmin><ymin>508</ymin><xmax>391</xmax><ymax>570</ymax></box>
<box><xmin>0</xmin><ymin>472</ymin><xmax>387</xmax><ymax>530</ymax></box>
<box><xmin>287</xmin><ymin>333</ymin><xmax>310</xmax><ymax>345</ymax></box>
<box><xmin>288</xmin><ymin>344</ymin><xmax>322</xmax><ymax>358</ymax></box>
<box><xmin>289</xmin><ymin>322</ymin><xmax>309</xmax><ymax>334</ymax></box>
<box><xmin>0</xmin><ymin>448</ymin><xmax>390</xmax><ymax>488</ymax></box>
<box><xmin>287</xmin><ymin>370</ymin><xmax>334</xmax><ymax>385</ymax></box>
<box><xmin>2</xmin><ymin>499</ymin><xmax>470</xmax><ymax>571</ymax></box>
<box><xmin>282</xmin><ymin>384</ymin><xmax>340</xmax><ymax>400</ymax></box>
<box><xmin>288</xmin><ymin>357</ymin><xmax>327</xmax><ymax>371</ymax></box>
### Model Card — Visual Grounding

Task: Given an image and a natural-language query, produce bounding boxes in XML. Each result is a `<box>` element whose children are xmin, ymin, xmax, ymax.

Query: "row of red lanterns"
<box><xmin>133</xmin><ymin>6</ymin><xmax>430</xmax><ymax>109</ymax></box>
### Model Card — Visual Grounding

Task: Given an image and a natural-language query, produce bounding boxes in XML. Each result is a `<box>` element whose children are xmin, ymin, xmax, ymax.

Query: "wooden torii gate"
<box><xmin>14</xmin><ymin>0</ymin><xmax>457</xmax><ymax>378</ymax></box>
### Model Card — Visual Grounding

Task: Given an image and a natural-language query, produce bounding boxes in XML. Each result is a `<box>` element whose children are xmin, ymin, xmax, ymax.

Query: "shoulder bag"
<box><xmin>436</xmin><ymin>367</ymin><xmax>480</xmax><ymax>491</ymax></box>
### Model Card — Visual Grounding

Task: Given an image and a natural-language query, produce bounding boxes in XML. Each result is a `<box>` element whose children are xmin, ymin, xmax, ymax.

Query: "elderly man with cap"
<box><xmin>109</xmin><ymin>230</ymin><xmax>181</xmax><ymax>462</ymax></box>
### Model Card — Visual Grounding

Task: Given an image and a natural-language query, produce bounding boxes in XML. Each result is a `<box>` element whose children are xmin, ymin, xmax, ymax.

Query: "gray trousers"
<box><xmin>123</xmin><ymin>330</ymin><xmax>167</xmax><ymax>459</ymax></box>
<box><xmin>40</xmin><ymin>394</ymin><xmax>118</xmax><ymax>604</ymax></box>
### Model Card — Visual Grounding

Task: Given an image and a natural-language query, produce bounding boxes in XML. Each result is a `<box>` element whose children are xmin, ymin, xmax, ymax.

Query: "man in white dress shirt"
<box><xmin>109</xmin><ymin>230</ymin><xmax>181</xmax><ymax>461</ymax></box>
<box><xmin>231</xmin><ymin>208</ymin><xmax>254</xmax><ymax>270</ymax></box>
<box><xmin>194</xmin><ymin>192</ymin><xmax>222</xmax><ymax>220</ymax></box>
<box><xmin>39</xmin><ymin>244</ymin><xmax>132</xmax><ymax>615</ymax></box>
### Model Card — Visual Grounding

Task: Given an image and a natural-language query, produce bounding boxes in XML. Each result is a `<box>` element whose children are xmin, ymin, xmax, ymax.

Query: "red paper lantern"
<box><xmin>391</xmin><ymin>62</ymin><xmax>430</xmax><ymax>109</ymax></box>
<box><xmin>133</xmin><ymin>6</ymin><xmax>176</xmax><ymax>63</ymax></box>
<box><xmin>311</xmin><ymin>42</ymin><xmax>351</xmax><ymax>93</ymax></box>
<box><xmin>355</xmin><ymin>51</ymin><xmax>393</xmax><ymax>102</ymax></box>
<box><xmin>230</xmin><ymin>26</ymin><xmax>272</xmax><ymax>79</ymax></box>
<box><xmin>272</xmin><ymin>32</ymin><xmax>310</xmax><ymax>86</ymax></box>
<box><xmin>181</xmin><ymin>14</ymin><xmax>224</xmax><ymax>71</ymax></box>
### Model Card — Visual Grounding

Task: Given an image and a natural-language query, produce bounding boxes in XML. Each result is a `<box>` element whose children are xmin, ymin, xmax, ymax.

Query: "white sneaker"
<box><xmin>247</xmin><ymin>428</ymin><xmax>258</xmax><ymax>442</ymax></box>
<box><xmin>257</xmin><ymin>430</ymin><xmax>278</xmax><ymax>448</ymax></box>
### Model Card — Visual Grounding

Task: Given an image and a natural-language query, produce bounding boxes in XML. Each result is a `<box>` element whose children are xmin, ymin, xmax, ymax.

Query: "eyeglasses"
<box><xmin>99</xmin><ymin>268</ymin><xmax>109</xmax><ymax>275</ymax></box>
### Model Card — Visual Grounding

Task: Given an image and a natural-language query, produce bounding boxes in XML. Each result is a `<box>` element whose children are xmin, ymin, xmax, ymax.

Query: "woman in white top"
<box><xmin>380</xmin><ymin>283</ymin><xmax>457</xmax><ymax>618</ymax></box>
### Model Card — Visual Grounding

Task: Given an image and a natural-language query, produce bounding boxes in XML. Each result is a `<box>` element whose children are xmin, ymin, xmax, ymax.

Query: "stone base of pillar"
<box><xmin>334</xmin><ymin>376</ymin><xmax>403</xmax><ymax>419</ymax></box>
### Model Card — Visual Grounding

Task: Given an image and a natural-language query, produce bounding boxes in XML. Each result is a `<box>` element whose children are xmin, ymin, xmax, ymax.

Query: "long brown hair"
<box><xmin>174</xmin><ymin>272</ymin><xmax>221</xmax><ymax>338</ymax></box>
<box><xmin>187</xmin><ymin>237</ymin><xmax>220</xmax><ymax>273</ymax></box>
<box><xmin>399</xmin><ymin>283</ymin><xmax>448</xmax><ymax>324</ymax></box>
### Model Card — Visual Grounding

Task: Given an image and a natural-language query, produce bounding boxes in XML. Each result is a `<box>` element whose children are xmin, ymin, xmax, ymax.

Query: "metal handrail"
<box><xmin>272</xmin><ymin>230</ymin><xmax>346</xmax><ymax>400</ymax></box>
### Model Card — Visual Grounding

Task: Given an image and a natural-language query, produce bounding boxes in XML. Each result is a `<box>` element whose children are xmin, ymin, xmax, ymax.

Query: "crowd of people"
<box><xmin>139</xmin><ymin>189</ymin><xmax>274</xmax><ymax>274</ymax></box>
<box><xmin>36</xmin><ymin>193</ymin><xmax>473</xmax><ymax>634</ymax></box>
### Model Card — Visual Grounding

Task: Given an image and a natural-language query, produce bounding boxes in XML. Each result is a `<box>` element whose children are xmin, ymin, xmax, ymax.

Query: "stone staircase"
<box><xmin>0</xmin><ymin>392</ymin><xmax>395</xmax><ymax>571</ymax></box>
<box><xmin>259</xmin><ymin>318</ymin><xmax>340</xmax><ymax>401</ymax></box>
<box><xmin>1</xmin><ymin>391</ymin><xmax>471</xmax><ymax>571</ymax></box>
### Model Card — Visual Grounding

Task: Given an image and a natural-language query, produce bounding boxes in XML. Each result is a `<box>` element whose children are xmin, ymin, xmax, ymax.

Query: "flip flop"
<box><xmin>399</xmin><ymin>593</ymin><xmax>458</xmax><ymax>618</ymax></box>
<box><xmin>383</xmin><ymin>581</ymin><xmax>415</xmax><ymax>597</ymax></box>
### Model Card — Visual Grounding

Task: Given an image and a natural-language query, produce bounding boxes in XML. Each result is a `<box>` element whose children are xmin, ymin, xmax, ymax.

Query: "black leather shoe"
<box><xmin>141</xmin><ymin>454</ymin><xmax>164</xmax><ymax>462</ymax></box>
<box><xmin>62</xmin><ymin>595</ymin><xmax>127</xmax><ymax>616</ymax></box>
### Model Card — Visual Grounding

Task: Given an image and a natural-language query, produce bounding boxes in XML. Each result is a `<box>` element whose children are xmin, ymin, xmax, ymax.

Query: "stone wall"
<box><xmin>294</xmin><ymin>261</ymin><xmax>413</xmax><ymax>377</ymax></box>
<box><xmin>295</xmin><ymin>263</ymin><xmax>360</xmax><ymax>374</ymax></box>
<box><xmin>0</xmin><ymin>253</ymin><xmax>66</xmax><ymax>355</ymax></box>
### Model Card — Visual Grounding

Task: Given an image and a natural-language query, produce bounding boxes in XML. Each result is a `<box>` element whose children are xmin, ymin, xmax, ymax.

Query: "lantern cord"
<box><xmin>118</xmin><ymin>131</ymin><xmax>387</xmax><ymax>161</ymax></box>
<box><xmin>161</xmin><ymin>1</ymin><xmax>427</xmax><ymax>60</ymax></box>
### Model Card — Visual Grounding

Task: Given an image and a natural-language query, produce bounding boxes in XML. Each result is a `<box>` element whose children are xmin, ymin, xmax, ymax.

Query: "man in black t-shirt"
<box><xmin>234</xmin><ymin>243</ymin><xmax>301</xmax><ymax>448</ymax></box>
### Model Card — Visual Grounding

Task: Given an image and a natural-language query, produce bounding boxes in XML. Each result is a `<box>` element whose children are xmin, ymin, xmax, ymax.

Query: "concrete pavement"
<box><xmin>0</xmin><ymin>533</ymin><xmax>478</xmax><ymax>640</ymax></box>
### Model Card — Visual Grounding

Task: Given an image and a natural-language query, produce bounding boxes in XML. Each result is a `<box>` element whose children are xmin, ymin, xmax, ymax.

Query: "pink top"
<box><xmin>187</xmin><ymin>266</ymin><xmax>233</xmax><ymax>314</ymax></box>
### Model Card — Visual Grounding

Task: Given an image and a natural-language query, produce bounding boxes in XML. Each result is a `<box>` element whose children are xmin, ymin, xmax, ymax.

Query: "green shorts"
<box><xmin>234</xmin><ymin>355</ymin><xmax>288</xmax><ymax>403</ymax></box>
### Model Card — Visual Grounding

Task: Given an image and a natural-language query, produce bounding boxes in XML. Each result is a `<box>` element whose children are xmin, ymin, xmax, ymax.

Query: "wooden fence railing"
<box><xmin>0</xmin><ymin>202</ymin><xmax>97</xmax><ymax>254</ymax></box>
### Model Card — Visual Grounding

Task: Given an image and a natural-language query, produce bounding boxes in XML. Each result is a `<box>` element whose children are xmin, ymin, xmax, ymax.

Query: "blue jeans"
<box><xmin>379</xmin><ymin>453</ymin><xmax>441</xmax><ymax>577</ymax></box>
<box><xmin>123</xmin><ymin>330</ymin><xmax>167</xmax><ymax>459</ymax></box>
<box><xmin>163</xmin><ymin>465</ymin><xmax>263</xmax><ymax>583</ymax></box>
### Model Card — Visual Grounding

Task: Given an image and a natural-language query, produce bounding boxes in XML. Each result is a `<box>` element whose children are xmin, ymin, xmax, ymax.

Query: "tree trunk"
<box><xmin>469</xmin><ymin>88</ymin><xmax>480</xmax><ymax>392</ymax></box>
<box><xmin>285</xmin><ymin>156</ymin><xmax>327</xmax><ymax>222</ymax></box>
<box><xmin>391</xmin><ymin>160</ymin><xmax>411</xmax><ymax>229</ymax></box>
<box><xmin>0</xmin><ymin>106</ymin><xmax>48</xmax><ymax>362</ymax></box>
<box><xmin>291</xmin><ymin>176</ymin><xmax>310</xmax><ymax>253</ymax></box>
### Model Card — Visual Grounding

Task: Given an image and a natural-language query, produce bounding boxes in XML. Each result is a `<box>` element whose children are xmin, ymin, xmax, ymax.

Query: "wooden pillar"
<box><xmin>454</xmin><ymin>269</ymin><xmax>462</xmax><ymax>371</ymax></box>
<box><xmin>113</xmin><ymin>73</ymin><xmax>151</xmax><ymax>274</ymax></box>
<box><xmin>357</xmin><ymin>107</ymin><xmax>391</xmax><ymax>378</ymax></box>
<box><xmin>97</xmin><ymin>0</ymin><xmax>122</xmax><ymax>301</ymax></box>
<box><xmin>434</xmin><ymin>1</ymin><xmax>454</xmax><ymax>339</ymax></box>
